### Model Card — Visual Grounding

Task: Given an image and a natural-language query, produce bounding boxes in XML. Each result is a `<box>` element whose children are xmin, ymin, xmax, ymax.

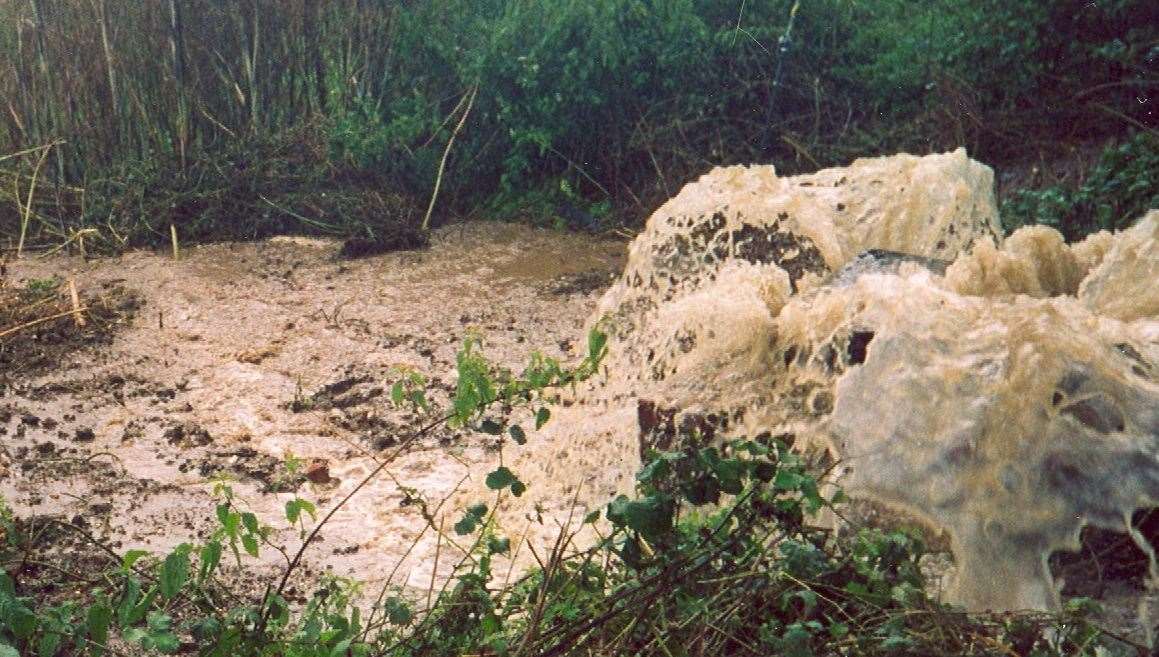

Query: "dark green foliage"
<box><xmin>2</xmin><ymin>0</ymin><xmax>1154</xmax><ymax>247</ymax></box>
<box><xmin>1002</xmin><ymin>132</ymin><xmax>1159</xmax><ymax>239</ymax></box>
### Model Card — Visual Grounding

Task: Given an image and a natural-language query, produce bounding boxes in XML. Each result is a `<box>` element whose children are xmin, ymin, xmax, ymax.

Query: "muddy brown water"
<box><xmin>0</xmin><ymin>223</ymin><xmax>625</xmax><ymax>602</ymax></box>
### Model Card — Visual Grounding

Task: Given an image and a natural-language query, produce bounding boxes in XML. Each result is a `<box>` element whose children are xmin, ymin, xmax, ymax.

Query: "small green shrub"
<box><xmin>1002</xmin><ymin>132</ymin><xmax>1159</xmax><ymax>240</ymax></box>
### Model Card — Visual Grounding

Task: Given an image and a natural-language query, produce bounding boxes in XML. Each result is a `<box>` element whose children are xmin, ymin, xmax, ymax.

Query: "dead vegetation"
<box><xmin>0</xmin><ymin>265</ymin><xmax>140</xmax><ymax>378</ymax></box>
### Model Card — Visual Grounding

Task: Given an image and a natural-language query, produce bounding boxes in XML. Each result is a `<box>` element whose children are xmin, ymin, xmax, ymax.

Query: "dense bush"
<box><xmin>1</xmin><ymin>0</ymin><xmax>1155</xmax><ymax>247</ymax></box>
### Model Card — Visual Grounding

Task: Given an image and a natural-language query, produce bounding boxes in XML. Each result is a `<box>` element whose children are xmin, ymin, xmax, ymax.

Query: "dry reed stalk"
<box><xmin>427</xmin><ymin>515</ymin><xmax>444</xmax><ymax>614</ymax></box>
<box><xmin>170</xmin><ymin>223</ymin><xmax>179</xmax><ymax>259</ymax></box>
<box><xmin>67</xmin><ymin>278</ymin><xmax>85</xmax><ymax>327</ymax></box>
<box><xmin>17</xmin><ymin>142</ymin><xmax>52</xmax><ymax>258</ymax></box>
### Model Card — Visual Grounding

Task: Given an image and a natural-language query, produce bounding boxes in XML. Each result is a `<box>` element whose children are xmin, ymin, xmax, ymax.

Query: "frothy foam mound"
<box><xmin>498</xmin><ymin>150</ymin><xmax>1158</xmax><ymax>614</ymax></box>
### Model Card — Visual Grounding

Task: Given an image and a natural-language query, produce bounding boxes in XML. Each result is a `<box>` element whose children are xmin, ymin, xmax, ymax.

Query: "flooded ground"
<box><xmin>0</xmin><ymin>223</ymin><xmax>626</xmax><ymax>602</ymax></box>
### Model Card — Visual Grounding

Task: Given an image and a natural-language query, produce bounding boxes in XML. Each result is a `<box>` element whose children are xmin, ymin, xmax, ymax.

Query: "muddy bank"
<box><xmin>0</xmin><ymin>223</ymin><xmax>625</xmax><ymax>599</ymax></box>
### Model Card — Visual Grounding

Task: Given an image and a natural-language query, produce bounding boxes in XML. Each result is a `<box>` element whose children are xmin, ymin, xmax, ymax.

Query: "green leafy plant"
<box><xmin>1003</xmin><ymin>132</ymin><xmax>1159</xmax><ymax>240</ymax></box>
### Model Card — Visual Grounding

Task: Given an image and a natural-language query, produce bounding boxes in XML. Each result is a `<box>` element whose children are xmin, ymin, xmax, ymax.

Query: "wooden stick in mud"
<box><xmin>68</xmin><ymin>278</ymin><xmax>86</xmax><ymax>327</ymax></box>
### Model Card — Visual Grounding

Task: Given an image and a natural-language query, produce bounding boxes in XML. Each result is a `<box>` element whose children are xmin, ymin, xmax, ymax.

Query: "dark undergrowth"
<box><xmin>0</xmin><ymin>0</ymin><xmax>1156</xmax><ymax>252</ymax></box>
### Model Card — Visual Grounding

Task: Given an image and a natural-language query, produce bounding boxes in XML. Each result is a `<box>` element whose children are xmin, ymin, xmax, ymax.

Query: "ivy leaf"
<box><xmin>774</xmin><ymin>470</ymin><xmax>806</xmax><ymax>491</ymax></box>
<box><xmin>384</xmin><ymin>597</ymin><xmax>413</xmax><ymax>625</ymax></box>
<box><xmin>485</xmin><ymin>467</ymin><xmax>526</xmax><ymax>496</ymax></box>
<box><xmin>454</xmin><ymin>515</ymin><xmax>477</xmax><ymax>535</ymax></box>
<box><xmin>508</xmin><ymin>424</ymin><xmax>527</xmax><ymax>445</ymax></box>
<box><xmin>485</xmin><ymin>467</ymin><xmax>518</xmax><ymax>490</ymax></box>
<box><xmin>636</xmin><ymin>457</ymin><xmax>671</xmax><ymax>484</ymax></box>
<box><xmin>605</xmin><ymin>494</ymin><xmax>675</xmax><ymax>540</ymax></box>
<box><xmin>454</xmin><ymin>504</ymin><xmax>488</xmax><ymax>535</ymax></box>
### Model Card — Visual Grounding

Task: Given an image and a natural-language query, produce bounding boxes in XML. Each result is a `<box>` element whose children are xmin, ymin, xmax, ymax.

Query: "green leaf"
<box><xmin>703</xmin><ymin>450</ymin><xmax>744</xmax><ymax>495</ymax></box>
<box><xmin>479</xmin><ymin>419</ymin><xmax>503</xmax><ymax>435</ymax></box>
<box><xmin>390</xmin><ymin>381</ymin><xmax>405</xmax><ymax>405</ymax></box>
<box><xmin>285</xmin><ymin>499</ymin><xmax>316</xmax><ymax>524</ymax></box>
<box><xmin>587</xmin><ymin>327</ymin><xmax>608</xmax><ymax>363</ymax></box>
<box><xmin>409</xmin><ymin>390</ymin><xmax>429</xmax><ymax>411</ymax></box>
<box><xmin>774</xmin><ymin>470</ymin><xmax>806</xmax><ymax>491</ymax></box>
<box><xmin>636</xmin><ymin>457</ymin><xmax>671</xmax><ymax>484</ymax></box>
<box><xmin>384</xmin><ymin>597</ymin><xmax>412</xmax><ymax>625</ymax></box>
<box><xmin>121</xmin><ymin>549</ymin><xmax>150</xmax><ymax>572</ymax></box>
<box><xmin>454</xmin><ymin>503</ymin><xmax>488</xmax><ymax>535</ymax></box>
<box><xmin>510</xmin><ymin>480</ymin><xmax>527</xmax><ymax>497</ymax></box>
<box><xmin>198</xmin><ymin>541</ymin><xmax>222</xmax><ymax>584</ymax></box>
<box><xmin>605</xmin><ymin>494</ymin><xmax>675</xmax><ymax>540</ymax></box>
<box><xmin>485</xmin><ymin>467</ymin><xmax>518</xmax><ymax>490</ymax></box>
<box><xmin>241</xmin><ymin>534</ymin><xmax>259</xmax><ymax>558</ymax></box>
<box><xmin>454</xmin><ymin>515</ymin><xmax>478</xmax><ymax>535</ymax></box>
<box><xmin>160</xmin><ymin>547</ymin><xmax>190</xmax><ymax>600</ymax></box>
<box><xmin>5</xmin><ymin>603</ymin><xmax>37</xmax><ymax>640</ymax></box>
<box><xmin>37</xmin><ymin>630</ymin><xmax>61</xmax><ymax>657</ymax></box>
<box><xmin>780</xmin><ymin>589</ymin><xmax>818</xmax><ymax>616</ymax></box>
<box><xmin>215</xmin><ymin>504</ymin><xmax>231</xmax><ymax>528</ymax></box>
<box><xmin>86</xmin><ymin>602</ymin><xmax>112</xmax><ymax>657</ymax></box>
<box><xmin>116</xmin><ymin>577</ymin><xmax>142</xmax><ymax>627</ymax></box>
<box><xmin>0</xmin><ymin>645</ymin><xmax>20</xmax><ymax>657</ymax></box>
<box><xmin>508</xmin><ymin>424</ymin><xmax>527</xmax><ymax>445</ymax></box>
<box><xmin>147</xmin><ymin>627</ymin><xmax>179</xmax><ymax>652</ymax></box>
<box><xmin>240</xmin><ymin>512</ymin><xmax>259</xmax><ymax>535</ymax></box>
<box><xmin>487</xmin><ymin>537</ymin><xmax>511</xmax><ymax>554</ymax></box>
<box><xmin>535</xmin><ymin>407</ymin><xmax>551</xmax><ymax>430</ymax></box>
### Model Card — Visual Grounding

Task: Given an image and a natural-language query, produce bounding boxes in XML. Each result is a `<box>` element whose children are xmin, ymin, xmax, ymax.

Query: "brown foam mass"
<box><xmin>492</xmin><ymin>150</ymin><xmax>1158</xmax><ymax>614</ymax></box>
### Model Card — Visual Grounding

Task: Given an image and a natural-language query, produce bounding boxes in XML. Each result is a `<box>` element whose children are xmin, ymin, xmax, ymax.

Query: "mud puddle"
<box><xmin>0</xmin><ymin>223</ymin><xmax>625</xmax><ymax>602</ymax></box>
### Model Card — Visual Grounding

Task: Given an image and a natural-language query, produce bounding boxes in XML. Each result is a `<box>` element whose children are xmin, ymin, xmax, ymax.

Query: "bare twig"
<box><xmin>421</xmin><ymin>85</ymin><xmax>478</xmax><ymax>231</ymax></box>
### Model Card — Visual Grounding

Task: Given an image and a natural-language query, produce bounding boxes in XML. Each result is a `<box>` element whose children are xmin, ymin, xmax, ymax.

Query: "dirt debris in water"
<box><xmin>0</xmin><ymin>223</ymin><xmax>625</xmax><ymax>599</ymax></box>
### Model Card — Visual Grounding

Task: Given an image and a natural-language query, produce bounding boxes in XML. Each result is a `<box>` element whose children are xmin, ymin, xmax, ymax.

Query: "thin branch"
<box><xmin>421</xmin><ymin>85</ymin><xmax>478</xmax><ymax>231</ymax></box>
